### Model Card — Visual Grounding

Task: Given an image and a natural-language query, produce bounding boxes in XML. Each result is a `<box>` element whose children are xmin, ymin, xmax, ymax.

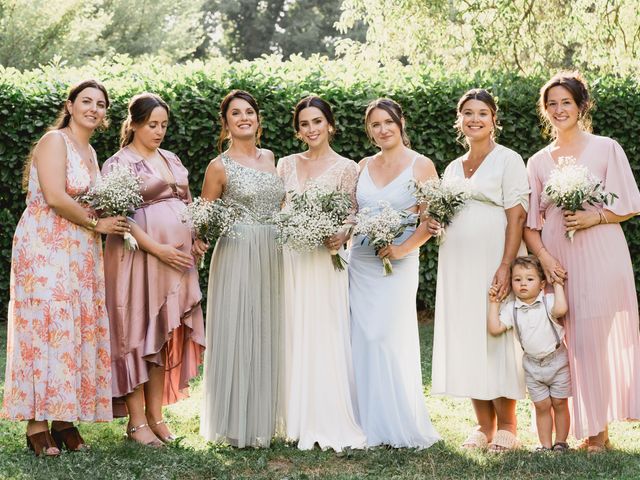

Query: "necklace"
<box><xmin>464</xmin><ymin>143</ymin><xmax>496</xmax><ymax>176</ymax></box>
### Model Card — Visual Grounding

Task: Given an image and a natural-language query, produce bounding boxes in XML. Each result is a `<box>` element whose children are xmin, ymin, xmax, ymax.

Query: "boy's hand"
<box><xmin>488</xmin><ymin>285</ymin><xmax>500</xmax><ymax>303</ymax></box>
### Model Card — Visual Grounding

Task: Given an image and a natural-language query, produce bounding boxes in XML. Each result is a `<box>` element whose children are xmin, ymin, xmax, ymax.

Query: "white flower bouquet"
<box><xmin>181</xmin><ymin>197</ymin><xmax>240</xmax><ymax>267</ymax></box>
<box><xmin>273</xmin><ymin>183</ymin><xmax>352</xmax><ymax>271</ymax></box>
<box><xmin>81</xmin><ymin>164</ymin><xmax>143</xmax><ymax>250</ymax></box>
<box><xmin>412</xmin><ymin>176</ymin><xmax>471</xmax><ymax>244</ymax></box>
<box><xmin>353</xmin><ymin>201</ymin><xmax>418</xmax><ymax>276</ymax></box>
<box><xmin>543</xmin><ymin>156</ymin><xmax>617</xmax><ymax>242</ymax></box>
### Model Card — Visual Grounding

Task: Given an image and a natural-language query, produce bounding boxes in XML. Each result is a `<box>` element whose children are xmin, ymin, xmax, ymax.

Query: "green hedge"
<box><xmin>1</xmin><ymin>57</ymin><xmax>639</xmax><ymax>318</ymax></box>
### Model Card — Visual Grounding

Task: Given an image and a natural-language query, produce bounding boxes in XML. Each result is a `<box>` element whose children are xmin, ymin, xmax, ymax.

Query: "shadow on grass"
<box><xmin>1</xmin><ymin>320</ymin><xmax>639</xmax><ymax>480</ymax></box>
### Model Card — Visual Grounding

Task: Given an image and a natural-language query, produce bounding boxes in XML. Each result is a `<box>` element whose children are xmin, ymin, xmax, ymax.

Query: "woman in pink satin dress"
<box><xmin>103</xmin><ymin>93</ymin><xmax>205</xmax><ymax>447</ymax></box>
<box><xmin>524</xmin><ymin>72</ymin><xmax>640</xmax><ymax>452</ymax></box>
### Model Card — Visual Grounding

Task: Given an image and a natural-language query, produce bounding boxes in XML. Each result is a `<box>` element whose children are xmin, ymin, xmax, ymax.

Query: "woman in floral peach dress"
<box><xmin>2</xmin><ymin>80</ymin><xmax>128</xmax><ymax>456</ymax></box>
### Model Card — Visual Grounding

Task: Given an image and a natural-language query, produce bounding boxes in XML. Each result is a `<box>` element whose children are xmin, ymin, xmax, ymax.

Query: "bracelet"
<box><xmin>85</xmin><ymin>216</ymin><xmax>98</xmax><ymax>231</ymax></box>
<box><xmin>600</xmin><ymin>210</ymin><xmax>609</xmax><ymax>224</ymax></box>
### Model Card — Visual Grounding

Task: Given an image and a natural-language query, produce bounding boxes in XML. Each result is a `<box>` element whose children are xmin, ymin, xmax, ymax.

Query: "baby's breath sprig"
<box><xmin>412</xmin><ymin>176</ymin><xmax>472</xmax><ymax>244</ymax></box>
<box><xmin>181</xmin><ymin>197</ymin><xmax>240</xmax><ymax>267</ymax></box>
<box><xmin>273</xmin><ymin>183</ymin><xmax>352</xmax><ymax>271</ymax></box>
<box><xmin>80</xmin><ymin>164</ymin><xmax>144</xmax><ymax>250</ymax></box>
<box><xmin>543</xmin><ymin>156</ymin><xmax>617</xmax><ymax>242</ymax></box>
<box><xmin>353</xmin><ymin>201</ymin><xmax>417</xmax><ymax>276</ymax></box>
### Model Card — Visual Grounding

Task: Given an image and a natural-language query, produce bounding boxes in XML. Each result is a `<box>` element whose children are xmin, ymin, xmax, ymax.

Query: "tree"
<box><xmin>98</xmin><ymin>0</ymin><xmax>205</xmax><ymax>61</ymax></box>
<box><xmin>0</xmin><ymin>0</ymin><xmax>205</xmax><ymax>70</ymax></box>
<box><xmin>203</xmin><ymin>0</ymin><xmax>286</xmax><ymax>61</ymax></box>
<box><xmin>0</xmin><ymin>0</ymin><xmax>109</xmax><ymax>70</ymax></box>
<box><xmin>273</xmin><ymin>0</ymin><xmax>365</xmax><ymax>58</ymax></box>
<box><xmin>336</xmin><ymin>0</ymin><xmax>640</xmax><ymax>74</ymax></box>
<box><xmin>201</xmin><ymin>0</ymin><xmax>365</xmax><ymax>60</ymax></box>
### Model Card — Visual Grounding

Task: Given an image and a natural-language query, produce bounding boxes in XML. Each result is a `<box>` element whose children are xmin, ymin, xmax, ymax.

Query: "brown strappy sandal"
<box><xmin>26</xmin><ymin>430</ymin><xmax>61</xmax><ymax>457</ymax></box>
<box><xmin>51</xmin><ymin>425</ymin><xmax>89</xmax><ymax>451</ymax></box>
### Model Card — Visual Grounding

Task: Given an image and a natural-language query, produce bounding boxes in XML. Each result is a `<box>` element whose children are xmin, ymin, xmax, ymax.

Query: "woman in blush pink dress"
<box><xmin>103</xmin><ymin>93</ymin><xmax>205</xmax><ymax>447</ymax></box>
<box><xmin>524</xmin><ymin>71</ymin><xmax>640</xmax><ymax>452</ymax></box>
<box><xmin>2</xmin><ymin>80</ymin><xmax>128</xmax><ymax>456</ymax></box>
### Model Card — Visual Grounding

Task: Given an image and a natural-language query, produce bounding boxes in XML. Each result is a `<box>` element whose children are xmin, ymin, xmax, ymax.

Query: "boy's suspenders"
<box><xmin>512</xmin><ymin>296</ymin><xmax>562</xmax><ymax>352</ymax></box>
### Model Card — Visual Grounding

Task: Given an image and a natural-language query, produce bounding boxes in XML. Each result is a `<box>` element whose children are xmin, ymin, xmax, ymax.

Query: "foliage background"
<box><xmin>0</xmin><ymin>57</ymin><xmax>639</xmax><ymax>318</ymax></box>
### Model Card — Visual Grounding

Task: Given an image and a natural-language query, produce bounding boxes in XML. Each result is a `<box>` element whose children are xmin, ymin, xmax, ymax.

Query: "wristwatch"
<box><xmin>86</xmin><ymin>217</ymin><xmax>99</xmax><ymax>230</ymax></box>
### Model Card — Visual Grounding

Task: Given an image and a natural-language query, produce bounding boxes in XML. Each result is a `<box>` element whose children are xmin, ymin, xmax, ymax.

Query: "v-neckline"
<box><xmin>366</xmin><ymin>156</ymin><xmax>414</xmax><ymax>190</ymax></box>
<box><xmin>460</xmin><ymin>144</ymin><xmax>499</xmax><ymax>180</ymax></box>
<box><xmin>293</xmin><ymin>155</ymin><xmax>340</xmax><ymax>192</ymax></box>
<box><xmin>544</xmin><ymin>134</ymin><xmax>593</xmax><ymax>166</ymax></box>
<box><xmin>59</xmin><ymin>131</ymin><xmax>98</xmax><ymax>184</ymax></box>
<box><xmin>130</xmin><ymin>146</ymin><xmax>177</xmax><ymax>186</ymax></box>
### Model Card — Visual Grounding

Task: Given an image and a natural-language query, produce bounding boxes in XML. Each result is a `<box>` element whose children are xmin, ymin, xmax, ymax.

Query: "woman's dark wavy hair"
<box><xmin>538</xmin><ymin>71</ymin><xmax>593</xmax><ymax>138</ymax></box>
<box><xmin>218</xmin><ymin>89</ymin><xmax>261</xmax><ymax>152</ymax></box>
<box><xmin>293</xmin><ymin>95</ymin><xmax>336</xmax><ymax>142</ymax></box>
<box><xmin>454</xmin><ymin>88</ymin><xmax>500</xmax><ymax>147</ymax></box>
<box><xmin>22</xmin><ymin>79</ymin><xmax>110</xmax><ymax>190</ymax></box>
<box><xmin>120</xmin><ymin>92</ymin><xmax>170</xmax><ymax>148</ymax></box>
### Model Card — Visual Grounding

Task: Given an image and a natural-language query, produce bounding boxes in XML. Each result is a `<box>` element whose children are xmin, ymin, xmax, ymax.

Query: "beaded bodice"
<box><xmin>220</xmin><ymin>153</ymin><xmax>285</xmax><ymax>224</ymax></box>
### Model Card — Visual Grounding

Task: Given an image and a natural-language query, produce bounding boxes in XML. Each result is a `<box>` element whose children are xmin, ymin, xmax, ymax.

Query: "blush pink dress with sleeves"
<box><xmin>526</xmin><ymin>134</ymin><xmax>640</xmax><ymax>438</ymax></box>
<box><xmin>102</xmin><ymin>146</ymin><xmax>205</xmax><ymax>417</ymax></box>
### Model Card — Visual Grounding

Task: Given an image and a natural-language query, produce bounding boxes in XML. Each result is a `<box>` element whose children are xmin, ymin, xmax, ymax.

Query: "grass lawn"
<box><xmin>0</xmin><ymin>319</ymin><xmax>639</xmax><ymax>480</ymax></box>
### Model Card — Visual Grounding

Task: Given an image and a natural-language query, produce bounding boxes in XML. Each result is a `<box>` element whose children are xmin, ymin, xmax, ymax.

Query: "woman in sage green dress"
<box><xmin>197</xmin><ymin>90</ymin><xmax>285</xmax><ymax>447</ymax></box>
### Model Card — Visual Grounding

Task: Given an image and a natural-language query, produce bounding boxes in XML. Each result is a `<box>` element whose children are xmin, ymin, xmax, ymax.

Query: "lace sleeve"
<box><xmin>277</xmin><ymin>155</ymin><xmax>296</xmax><ymax>199</ymax></box>
<box><xmin>338</xmin><ymin>160</ymin><xmax>360</xmax><ymax>226</ymax></box>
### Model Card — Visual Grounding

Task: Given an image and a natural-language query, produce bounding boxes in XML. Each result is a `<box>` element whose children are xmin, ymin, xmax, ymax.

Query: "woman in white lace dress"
<box><xmin>278</xmin><ymin>96</ymin><xmax>366</xmax><ymax>451</ymax></box>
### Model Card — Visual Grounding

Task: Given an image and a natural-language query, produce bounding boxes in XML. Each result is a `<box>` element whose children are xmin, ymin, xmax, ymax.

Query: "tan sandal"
<box><xmin>461</xmin><ymin>430</ymin><xmax>488</xmax><ymax>449</ymax></box>
<box><xmin>578</xmin><ymin>437</ymin><xmax>612</xmax><ymax>453</ymax></box>
<box><xmin>126</xmin><ymin>423</ymin><xmax>164</xmax><ymax>448</ymax></box>
<box><xmin>488</xmin><ymin>429</ymin><xmax>520</xmax><ymax>452</ymax></box>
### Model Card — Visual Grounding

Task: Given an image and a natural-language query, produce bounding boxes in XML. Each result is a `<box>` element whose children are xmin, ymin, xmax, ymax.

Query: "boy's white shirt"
<box><xmin>499</xmin><ymin>291</ymin><xmax>565</xmax><ymax>359</ymax></box>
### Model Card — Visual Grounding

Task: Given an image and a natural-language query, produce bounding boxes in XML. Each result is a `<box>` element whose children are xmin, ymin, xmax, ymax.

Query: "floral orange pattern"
<box><xmin>2</xmin><ymin>130</ymin><xmax>112</xmax><ymax>422</ymax></box>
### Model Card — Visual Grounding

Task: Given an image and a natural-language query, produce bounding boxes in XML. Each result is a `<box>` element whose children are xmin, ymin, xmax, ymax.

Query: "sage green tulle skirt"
<box><xmin>199</xmin><ymin>224</ymin><xmax>285</xmax><ymax>447</ymax></box>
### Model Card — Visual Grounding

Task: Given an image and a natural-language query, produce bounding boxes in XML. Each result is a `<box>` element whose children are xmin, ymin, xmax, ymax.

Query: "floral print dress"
<box><xmin>2</xmin><ymin>130</ymin><xmax>112</xmax><ymax>422</ymax></box>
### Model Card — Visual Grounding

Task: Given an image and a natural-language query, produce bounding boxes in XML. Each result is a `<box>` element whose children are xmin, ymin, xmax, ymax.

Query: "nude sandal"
<box><xmin>488</xmin><ymin>429</ymin><xmax>520</xmax><ymax>452</ymax></box>
<box><xmin>126</xmin><ymin>423</ymin><xmax>164</xmax><ymax>448</ymax></box>
<box><xmin>149</xmin><ymin>419</ymin><xmax>177</xmax><ymax>444</ymax></box>
<box><xmin>461</xmin><ymin>430</ymin><xmax>488</xmax><ymax>449</ymax></box>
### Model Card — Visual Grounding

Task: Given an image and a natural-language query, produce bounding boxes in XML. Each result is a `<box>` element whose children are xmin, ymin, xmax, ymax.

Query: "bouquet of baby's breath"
<box><xmin>181</xmin><ymin>197</ymin><xmax>240</xmax><ymax>267</ymax></box>
<box><xmin>412</xmin><ymin>176</ymin><xmax>471</xmax><ymax>244</ymax></box>
<box><xmin>543</xmin><ymin>156</ymin><xmax>617</xmax><ymax>242</ymax></box>
<box><xmin>81</xmin><ymin>164</ymin><xmax>143</xmax><ymax>250</ymax></box>
<box><xmin>273</xmin><ymin>183</ymin><xmax>352</xmax><ymax>271</ymax></box>
<box><xmin>353</xmin><ymin>201</ymin><xmax>418</xmax><ymax>276</ymax></box>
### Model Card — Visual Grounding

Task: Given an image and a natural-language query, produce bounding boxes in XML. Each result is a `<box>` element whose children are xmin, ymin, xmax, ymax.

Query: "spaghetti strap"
<box><xmin>410</xmin><ymin>154</ymin><xmax>419</xmax><ymax>167</ymax></box>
